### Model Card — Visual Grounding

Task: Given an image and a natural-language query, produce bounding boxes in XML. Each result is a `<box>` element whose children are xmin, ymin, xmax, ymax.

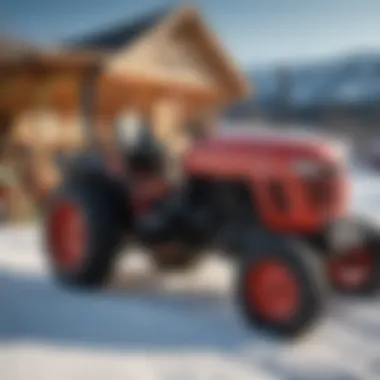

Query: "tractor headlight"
<box><xmin>292</xmin><ymin>160</ymin><xmax>322</xmax><ymax>177</ymax></box>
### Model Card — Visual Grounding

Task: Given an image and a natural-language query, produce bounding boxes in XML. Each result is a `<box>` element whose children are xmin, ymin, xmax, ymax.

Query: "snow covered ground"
<box><xmin>1</xmin><ymin>166</ymin><xmax>380</xmax><ymax>380</ymax></box>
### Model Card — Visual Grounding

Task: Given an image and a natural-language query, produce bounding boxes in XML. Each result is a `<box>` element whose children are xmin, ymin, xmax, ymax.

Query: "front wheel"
<box><xmin>44</xmin><ymin>181</ymin><xmax>127</xmax><ymax>288</ymax></box>
<box><xmin>237</xmin><ymin>235</ymin><xmax>329</xmax><ymax>339</ymax></box>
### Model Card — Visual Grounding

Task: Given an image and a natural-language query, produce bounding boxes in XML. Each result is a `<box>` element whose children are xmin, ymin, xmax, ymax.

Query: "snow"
<box><xmin>249</xmin><ymin>53</ymin><xmax>380</xmax><ymax>110</ymax></box>
<box><xmin>1</xmin><ymin>167</ymin><xmax>380</xmax><ymax>379</ymax></box>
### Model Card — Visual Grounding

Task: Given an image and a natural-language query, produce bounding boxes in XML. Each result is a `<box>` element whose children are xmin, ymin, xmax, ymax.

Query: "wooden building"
<box><xmin>0</xmin><ymin>5</ymin><xmax>250</xmax><ymax>222</ymax></box>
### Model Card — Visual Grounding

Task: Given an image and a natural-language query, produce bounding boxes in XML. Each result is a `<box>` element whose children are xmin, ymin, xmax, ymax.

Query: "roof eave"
<box><xmin>183</xmin><ymin>7</ymin><xmax>252</xmax><ymax>104</ymax></box>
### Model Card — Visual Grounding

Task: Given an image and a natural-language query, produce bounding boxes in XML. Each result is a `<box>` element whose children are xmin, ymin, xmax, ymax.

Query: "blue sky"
<box><xmin>1</xmin><ymin>0</ymin><xmax>380</xmax><ymax>67</ymax></box>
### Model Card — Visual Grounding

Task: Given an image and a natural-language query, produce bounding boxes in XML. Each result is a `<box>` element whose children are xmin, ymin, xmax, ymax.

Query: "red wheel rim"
<box><xmin>49</xmin><ymin>202</ymin><xmax>86</xmax><ymax>271</ymax></box>
<box><xmin>330</xmin><ymin>248</ymin><xmax>373</xmax><ymax>290</ymax></box>
<box><xmin>246</xmin><ymin>259</ymin><xmax>300</xmax><ymax>322</ymax></box>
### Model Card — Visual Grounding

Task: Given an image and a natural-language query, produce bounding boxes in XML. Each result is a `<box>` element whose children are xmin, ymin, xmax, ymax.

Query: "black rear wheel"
<box><xmin>44</xmin><ymin>179</ymin><xmax>128</xmax><ymax>288</ymax></box>
<box><xmin>237</xmin><ymin>234</ymin><xmax>329</xmax><ymax>339</ymax></box>
<box><xmin>329</xmin><ymin>218</ymin><xmax>380</xmax><ymax>295</ymax></box>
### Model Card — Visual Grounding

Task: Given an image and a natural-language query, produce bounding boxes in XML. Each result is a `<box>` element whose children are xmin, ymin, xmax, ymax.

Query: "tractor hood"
<box><xmin>183</xmin><ymin>128</ymin><xmax>349</xmax><ymax>177</ymax></box>
<box><xmin>192</xmin><ymin>128</ymin><xmax>346</xmax><ymax>163</ymax></box>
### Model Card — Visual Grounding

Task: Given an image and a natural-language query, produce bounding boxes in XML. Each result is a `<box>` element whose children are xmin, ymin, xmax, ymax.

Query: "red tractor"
<box><xmin>44</xmin><ymin>123</ymin><xmax>380</xmax><ymax>339</ymax></box>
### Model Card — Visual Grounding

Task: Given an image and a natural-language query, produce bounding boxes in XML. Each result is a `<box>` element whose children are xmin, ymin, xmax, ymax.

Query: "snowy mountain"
<box><xmin>235</xmin><ymin>52</ymin><xmax>380</xmax><ymax>117</ymax></box>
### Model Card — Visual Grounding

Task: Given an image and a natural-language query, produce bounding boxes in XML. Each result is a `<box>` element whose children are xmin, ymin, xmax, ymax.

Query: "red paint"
<box><xmin>49</xmin><ymin>202</ymin><xmax>86</xmax><ymax>271</ymax></box>
<box><xmin>185</xmin><ymin>133</ymin><xmax>337</xmax><ymax>163</ymax></box>
<box><xmin>246</xmin><ymin>259</ymin><xmax>299</xmax><ymax>322</ymax></box>
<box><xmin>330</xmin><ymin>248</ymin><xmax>373</xmax><ymax>290</ymax></box>
<box><xmin>183</xmin><ymin>133</ymin><xmax>348</xmax><ymax>233</ymax></box>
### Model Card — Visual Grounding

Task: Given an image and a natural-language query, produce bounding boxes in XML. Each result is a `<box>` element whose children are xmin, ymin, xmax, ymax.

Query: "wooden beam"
<box><xmin>80</xmin><ymin>67</ymin><xmax>101</xmax><ymax>150</ymax></box>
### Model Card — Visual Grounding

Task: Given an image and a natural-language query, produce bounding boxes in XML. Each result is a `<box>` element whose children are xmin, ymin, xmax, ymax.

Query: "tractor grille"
<box><xmin>303</xmin><ymin>165</ymin><xmax>339</xmax><ymax>211</ymax></box>
<box><xmin>268</xmin><ymin>180</ymin><xmax>289</xmax><ymax>213</ymax></box>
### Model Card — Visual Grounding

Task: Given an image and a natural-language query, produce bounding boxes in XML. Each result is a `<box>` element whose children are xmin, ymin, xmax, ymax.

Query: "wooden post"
<box><xmin>153</xmin><ymin>97</ymin><xmax>188</xmax><ymax>154</ymax></box>
<box><xmin>152</xmin><ymin>97</ymin><xmax>189</xmax><ymax>184</ymax></box>
<box><xmin>81</xmin><ymin>68</ymin><xmax>101</xmax><ymax>152</ymax></box>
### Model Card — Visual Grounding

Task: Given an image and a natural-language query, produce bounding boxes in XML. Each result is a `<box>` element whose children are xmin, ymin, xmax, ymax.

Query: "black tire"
<box><xmin>329</xmin><ymin>217</ymin><xmax>380</xmax><ymax>296</ymax></box>
<box><xmin>236</xmin><ymin>233</ymin><xmax>329</xmax><ymax>339</ymax></box>
<box><xmin>44</xmin><ymin>178</ymin><xmax>128</xmax><ymax>288</ymax></box>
